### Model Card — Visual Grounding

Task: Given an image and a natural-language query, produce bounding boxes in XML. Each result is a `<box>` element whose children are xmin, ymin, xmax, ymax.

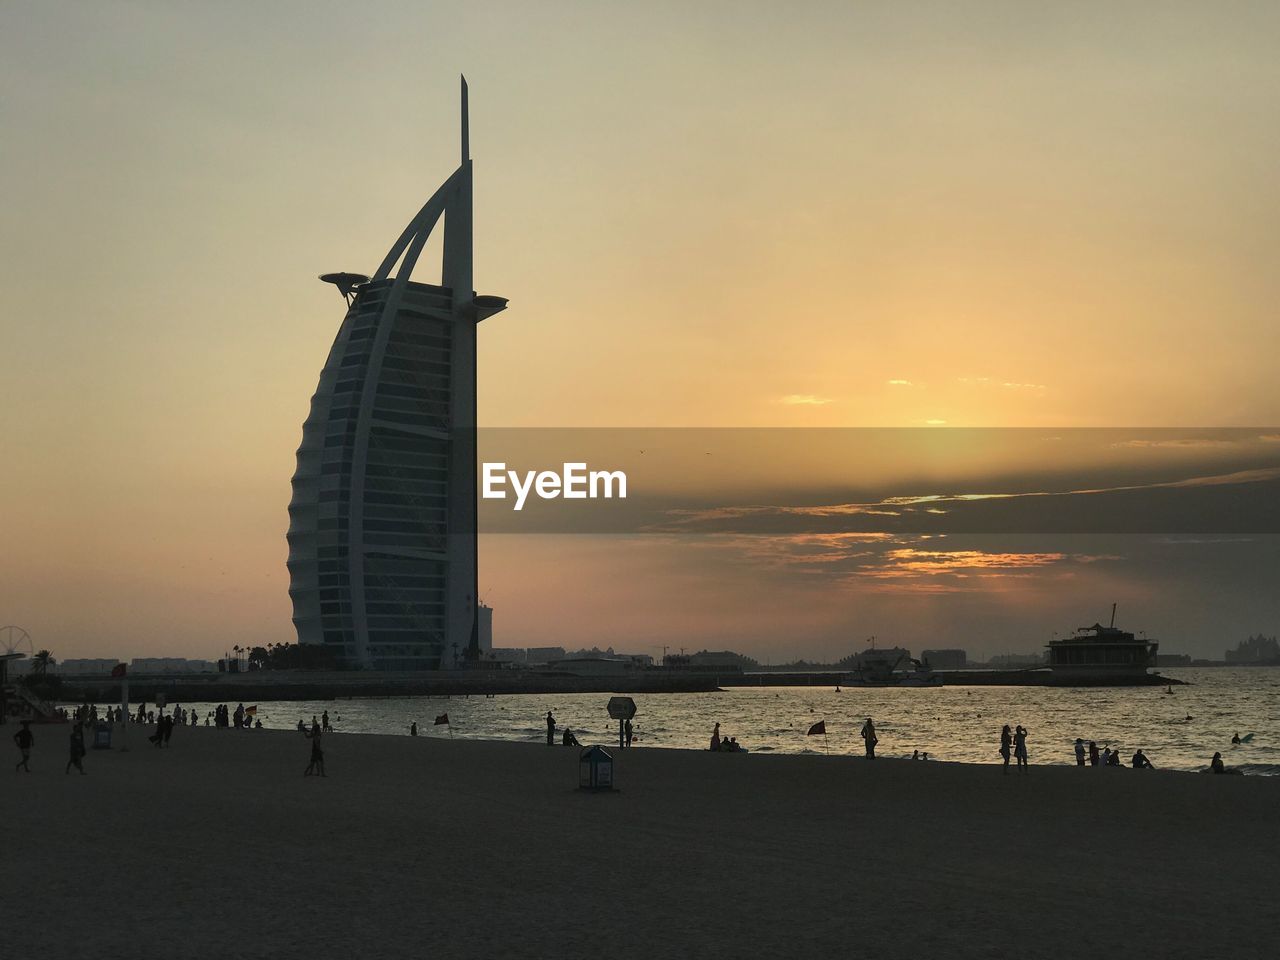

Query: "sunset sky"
<box><xmin>2</xmin><ymin>1</ymin><xmax>1278</xmax><ymax>661</ymax></box>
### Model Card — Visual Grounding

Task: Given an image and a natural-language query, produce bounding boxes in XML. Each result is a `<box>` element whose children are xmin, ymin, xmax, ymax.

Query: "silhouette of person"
<box><xmin>1131</xmin><ymin>749</ymin><xmax>1153</xmax><ymax>769</ymax></box>
<box><xmin>861</xmin><ymin>718</ymin><xmax>877</xmax><ymax>759</ymax></box>
<box><xmin>562</xmin><ymin>727</ymin><xmax>580</xmax><ymax>747</ymax></box>
<box><xmin>1014</xmin><ymin>725</ymin><xmax>1029</xmax><ymax>772</ymax></box>
<box><xmin>1074</xmin><ymin>738</ymin><xmax>1086</xmax><ymax>766</ymax></box>
<box><xmin>999</xmin><ymin>725</ymin><xmax>1012</xmax><ymax>774</ymax></box>
<box><xmin>624</xmin><ymin>719</ymin><xmax>633</xmax><ymax>748</ymax></box>
<box><xmin>304</xmin><ymin>726</ymin><xmax>326</xmax><ymax>777</ymax></box>
<box><xmin>163</xmin><ymin>714</ymin><xmax>175</xmax><ymax>746</ymax></box>
<box><xmin>66</xmin><ymin>722</ymin><xmax>87</xmax><ymax>775</ymax></box>
<box><xmin>1210</xmin><ymin>752</ymin><xmax>1226</xmax><ymax>774</ymax></box>
<box><xmin>322</xmin><ymin>710</ymin><xmax>331</xmax><ymax>732</ymax></box>
<box><xmin>1231</xmin><ymin>733</ymin><xmax>1241</xmax><ymax>745</ymax></box>
<box><xmin>410</xmin><ymin>722</ymin><xmax>418</xmax><ymax>737</ymax></box>
<box><xmin>1089</xmin><ymin>741</ymin><xmax>1099</xmax><ymax>766</ymax></box>
<box><xmin>710</xmin><ymin>722</ymin><xmax>721</xmax><ymax>752</ymax></box>
<box><xmin>545</xmin><ymin>711</ymin><xmax>555</xmax><ymax>746</ymax></box>
<box><xmin>13</xmin><ymin>720</ymin><xmax>34</xmax><ymax>772</ymax></box>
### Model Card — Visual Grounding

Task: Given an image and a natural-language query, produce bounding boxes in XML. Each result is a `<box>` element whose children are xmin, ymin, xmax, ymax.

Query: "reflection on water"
<box><xmin>141</xmin><ymin>667</ymin><xmax>1278</xmax><ymax>774</ymax></box>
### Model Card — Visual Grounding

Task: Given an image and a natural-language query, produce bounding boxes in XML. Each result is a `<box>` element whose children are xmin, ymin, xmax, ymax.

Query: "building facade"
<box><xmin>287</xmin><ymin>80</ymin><xmax>506</xmax><ymax>670</ymax></box>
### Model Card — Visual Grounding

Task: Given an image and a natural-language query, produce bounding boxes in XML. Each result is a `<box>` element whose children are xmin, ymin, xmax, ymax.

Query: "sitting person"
<box><xmin>1131</xmin><ymin>749</ymin><xmax>1153</xmax><ymax>769</ymax></box>
<box><xmin>1210</xmin><ymin>752</ymin><xmax>1226</xmax><ymax>774</ymax></box>
<box><xmin>562</xmin><ymin>727</ymin><xmax>580</xmax><ymax>747</ymax></box>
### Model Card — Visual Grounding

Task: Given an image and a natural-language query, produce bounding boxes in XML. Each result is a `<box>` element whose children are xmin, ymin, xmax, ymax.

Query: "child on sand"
<box><xmin>13</xmin><ymin>721</ymin><xmax>33</xmax><ymax>773</ymax></box>
<box><xmin>66</xmin><ymin>722</ymin><xmax>86</xmax><ymax>775</ymax></box>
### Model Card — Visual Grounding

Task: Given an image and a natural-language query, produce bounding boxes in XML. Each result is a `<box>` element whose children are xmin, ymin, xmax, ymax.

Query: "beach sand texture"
<box><xmin>3</xmin><ymin>727</ymin><xmax>1275</xmax><ymax>959</ymax></box>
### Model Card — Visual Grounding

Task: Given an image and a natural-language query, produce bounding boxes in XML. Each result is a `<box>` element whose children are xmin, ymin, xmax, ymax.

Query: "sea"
<box><xmin>109</xmin><ymin>667</ymin><xmax>1280</xmax><ymax>775</ymax></box>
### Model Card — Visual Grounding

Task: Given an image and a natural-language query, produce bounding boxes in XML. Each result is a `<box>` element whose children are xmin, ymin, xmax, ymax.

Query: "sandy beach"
<box><xmin>3</xmin><ymin>726</ymin><xmax>1276</xmax><ymax>959</ymax></box>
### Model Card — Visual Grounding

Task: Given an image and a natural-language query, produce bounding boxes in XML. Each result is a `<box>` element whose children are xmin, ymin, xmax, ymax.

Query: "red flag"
<box><xmin>111</xmin><ymin>663</ymin><xmax>127</xmax><ymax>678</ymax></box>
<box><xmin>434</xmin><ymin>713</ymin><xmax>449</xmax><ymax>725</ymax></box>
<box><xmin>807</xmin><ymin>720</ymin><xmax>826</xmax><ymax>736</ymax></box>
<box><xmin>245</xmin><ymin>705</ymin><xmax>258</xmax><ymax>716</ymax></box>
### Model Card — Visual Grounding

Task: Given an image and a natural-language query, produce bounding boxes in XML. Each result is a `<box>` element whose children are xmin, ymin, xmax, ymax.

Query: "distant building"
<box><xmin>56</xmin><ymin>659</ymin><xmax>120</xmax><ymax>676</ymax></box>
<box><xmin>1156</xmin><ymin>653</ymin><xmax>1192</xmax><ymax>667</ymax></box>
<box><xmin>1224</xmin><ymin>635</ymin><xmax>1280</xmax><ymax>663</ymax></box>
<box><xmin>921</xmin><ymin>649</ymin><xmax>967</xmax><ymax>670</ymax></box>
<box><xmin>688</xmin><ymin>650</ymin><xmax>759</xmax><ymax>670</ymax></box>
<box><xmin>489</xmin><ymin>648</ymin><xmax>525</xmax><ymax>662</ymax></box>
<box><xmin>524</xmin><ymin>647</ymin><xmax>566</xmax><ymax>665</ymax></box>
<box><xmin>130</xmin><ymin>658</ymin><xmax>217</xmax><ymax>675</ymax></box>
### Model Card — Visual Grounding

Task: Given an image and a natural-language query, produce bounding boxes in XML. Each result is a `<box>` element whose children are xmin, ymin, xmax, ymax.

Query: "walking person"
<box><xmin>999</xmin><ymin>725</ymin><xmax>1012</xmax><ymax>774</ymax></box>
<box><xmin>65</xmin><ymin>722</ymin><xmax>87</xmax><ymax>775</ymax></box>
<box><xmin>1014</xmin><ymin>724</ymin><xmax>1029</xmax><ymax>773</ymax></box>
<box><xmin>860</xmin><ymin>717</ymin><xmax>877</xmax><ymax>759</ymax></box>
<box><xmin>13</xmin><ymin>720</ymin><xmax>34</xmax><ymax>773</ymax></box>
<box><xmin>304</xmin><ymin>725</ymin><xmax>326</xmax><ymax>777</ymax></box>
<box><xmin>545</xmin><ymin>711</ymin><xmax>555</xmax><ymax>746</ymax></box>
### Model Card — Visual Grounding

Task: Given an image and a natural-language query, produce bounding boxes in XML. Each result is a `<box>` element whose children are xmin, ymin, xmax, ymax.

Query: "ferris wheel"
<box><xmin>1</xmin><ymin>625</ymin><xmax>33</xmax><ymax>658</ymax></box>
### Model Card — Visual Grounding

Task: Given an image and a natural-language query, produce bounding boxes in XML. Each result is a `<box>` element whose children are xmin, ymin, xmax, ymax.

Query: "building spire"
<box><xmin>461</xmin><ymin>74</ymin><xmax>469</xmax><ymax>164</ymax></box>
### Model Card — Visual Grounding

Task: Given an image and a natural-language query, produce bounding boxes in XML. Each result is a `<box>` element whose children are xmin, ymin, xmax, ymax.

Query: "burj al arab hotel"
<box><xmin>287</xmin><ymin>78</ymin><xmax>507</xmax><ymax>670</ymax></box>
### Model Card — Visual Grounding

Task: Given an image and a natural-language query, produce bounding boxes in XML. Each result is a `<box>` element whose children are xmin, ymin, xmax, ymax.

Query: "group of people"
<box><xmin>708</xmin><ymin>722</ymin><xmax>745</xmax><ymax>752</ymax></box>
<box><xmin>998</xmin><ymin>724</ymin><xmax>1030</xmax><ymax>774</ymax></box>
<box><xmin>1072</xmin><ymin>738</ymin><xmax>1153</xmax><ymax>769</ymax></box>
<box><xmin>12</xmin><ymin>719</ymin><xmax>87</xmax><ymax>775</ymax></box>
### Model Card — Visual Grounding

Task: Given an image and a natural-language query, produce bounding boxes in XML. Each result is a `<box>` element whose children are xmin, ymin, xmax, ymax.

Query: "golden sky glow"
<box><xmin>2</xmin><ymin>2</ymin><xmax>1278</xmax><ymax>659</ymax></box>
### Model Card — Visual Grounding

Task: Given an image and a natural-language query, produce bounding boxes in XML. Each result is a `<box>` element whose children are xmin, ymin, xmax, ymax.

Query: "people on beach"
<box><xmin>1210</xmin><ymin>751</ymin><xmax>1225</xmax><ymax>774</ymax></box>
<box><xmin>66</xmin><ymin>722</ymin><xmax>87</xmax><ymax>775</ymax></box>
<box><xmin>1074</xmin><ymin>738</ymin><xmax>1086</xmax><ymax>766</ymax></box>
<box><xmin>1131</xmin><ymin>749</ymin><xmax>1153</xmax><ymax>769</ymax></box>
<box><xmin>1088</xmin><ymin>741</ymin><xmax>1099</xmax><ymax>766</ymax></box>
<box><xmin>999</xmin><ymin>725</ymin><xmax>1012</xmax><ymax>774</ymax></box>
<box><xmin>1014</xmin><ymin>725</ymin><xmax>1028</xmax><ymax>772</ymax></box>
<box><xmin>710</xmin><ymin>722</ymin><xmax>721</xmax><ymax>752</ymax></box>
<box><xmin>624</xmin><ymin>719</ymin><xmax>633</xmax><ymax>748</ymax></box>
<box><xmin>562</xmin><ymin>728</ymin><xmax>580</xmax><ymax>747</ymax></box>
<box><xmin>860</xmin><ymin>718</ymin><xmax>877</xmax><ymax>759</ymax></box>
<box><xmin>1106</xmin><ymin>747</ymin><xmax>1122</xmax><ymax>767</ymax></box>
<box><xmin>1100</xmin><ymin>746</ymin><xmax>1111</xmax><ymax>766</ymax></box>
<box><xmin>545</xmin><ymin>711</ymin><xmax>556</xmax><ymax>746</ymax></box>
<box><xmin>13</xmin><ymin>721</ymin><xmax>33</xmax><ymax>773</ymax></box>
<box><xmin>304</xmin><ymin>725</ymin><xmax>326</xmax><ymax>777</ymax></box>
<box><xmin>322</xmin><ymin>711</ymin><xmax>331</xmax><ymax>732</ymax></box>
<box><xmin>410</xmin><ymin>722</ymin><xmax>418</xmax><ymax>737</ymax></box>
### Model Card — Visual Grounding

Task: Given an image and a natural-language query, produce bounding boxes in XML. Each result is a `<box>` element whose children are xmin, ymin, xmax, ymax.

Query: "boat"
<box><xmin>1046</xmin><ymin>604</ymin><xmax>1159</xmax><ymax>684</ymax></box>
<box><xmin>844</xmin><ymin>651</ymin><xmax>943</xmax><ymax>687</ymax></box>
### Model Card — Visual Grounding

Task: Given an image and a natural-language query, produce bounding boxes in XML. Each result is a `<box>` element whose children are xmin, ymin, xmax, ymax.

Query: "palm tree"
<box><xmin>31</xmin><ymin>649</ymin><xmax>55</xmax><ymax>676</ymax></box>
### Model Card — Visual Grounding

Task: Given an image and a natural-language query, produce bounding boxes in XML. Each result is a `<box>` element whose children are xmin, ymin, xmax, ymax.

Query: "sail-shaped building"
<box><xmin>287</xmin><ymin>79</ymin><xmax>506</xmax><ymax>670</ymax></box>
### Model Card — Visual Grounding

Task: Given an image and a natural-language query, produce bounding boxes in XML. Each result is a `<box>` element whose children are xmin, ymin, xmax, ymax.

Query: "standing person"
<box><xmin>710</xmin><ymin>722</ymin><xmax>721</xmax><ymax>751</ymax></box>
<box><xmin>322</xmin><ymin>710</ymin><xmax>331</xmax><ymax>732</ymax></box>
<box><xmin>624</xmin><ymin>719</ymin><xmax>633</xmax><ymax>748</ymax></box>
<box><xmin>162</xmin><ymin>713</ymin><xmax>175</xmax><ymax>747</ymax></box>
<box><xmin>1014</xmin><ymin>725</ymin><xmax>1029</xmax><ymax>773</ymax></box>
<box><xmin>410</xmin><ymin>722</ymin><xmax>418</xmax><ymax>737</ymax></box>
<box><xmin>545</xmin><ymin>711</ymin><xmax>556</xmax><ymax>746</ymax></box>
<box><xmin>13</xmin><ymin>720</ymin><xmax>34</xmax><ymax>773</ymax></box>
<box><xmin>66</xmin><ymin>722</ymin><xmax>87</xmax><ymax>775</ymax></box>
<box><xmin>304</xmin><ymin>725</ymin><xmax>325</xmax><ymax>777</ymax></box>
<box><xmin>1088</xmin><ymin>741</ymin><xmax>1100</xmax><ymax>766</ymax></box>
<box><xmin>1074</xmin><ymin>738</ymin><xmax>1086</xmax><ymax>766</ymax></box>
<box><xmin>999</xmin><ymin>725</ymin><xmax>1012</xmax><ymax>774</ymax></box>
<box><xmin>860</xmin><ymin>718</ymin><xmax>877</xmax><ymax>759</ymax></box>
